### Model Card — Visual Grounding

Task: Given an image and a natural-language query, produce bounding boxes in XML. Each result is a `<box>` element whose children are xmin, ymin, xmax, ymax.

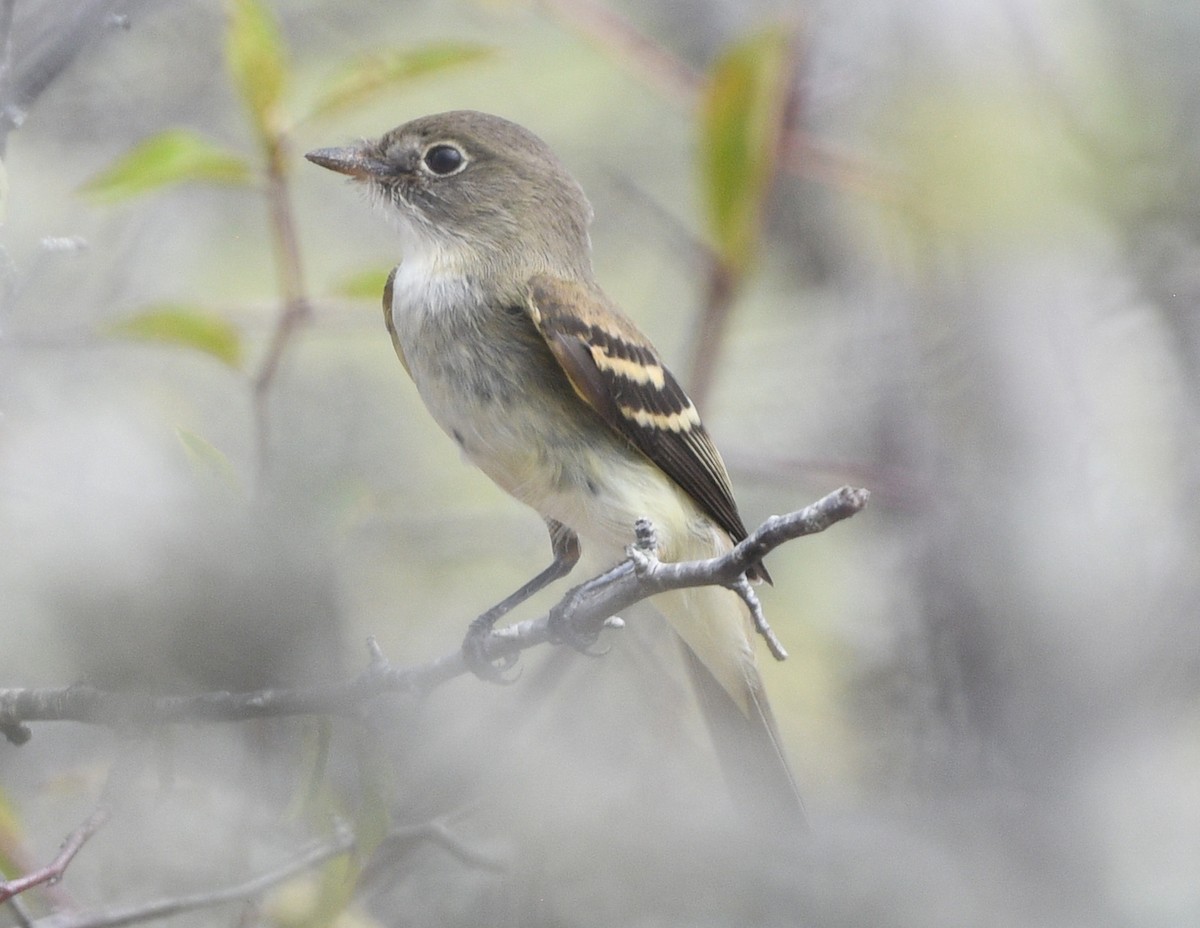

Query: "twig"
<box><xmin>685</xmin><ymin>257</ymin><xmax>738</xmax><ymax>407</ymax></box>
<box><xmin>368</xmin><ymin>818</ymin><xmax>505</xmax><ymax>875</ymax></box>
<box><xmin>0</xmin><ymin>806</ymin><xmax>112</xmax><ymax>905</ymax></box>
<box><xmin>31</xmin><ymin>829</ymin><xmax>355</xmax><ymax>928</ymax></box>
<box><xmin>725</xmin><ymin>574</ymin><xmax>786</xmax><ymax>660</ymax></box>
<box><xmin>0</xmin><ymin>487</ymin><xmax>868</xmax><ymax>736</ymax></box>
<box><xmin>687</xmin><ymin>26</ymin><xmax>803</xmax><ymax>405</ymax></box>
<box><xmin>537</xmin><ymin>0</ymin><xmax>699</xmax><ymax>106</ymax></box>
<box><xmin>7</xmin><ymin>892</ymin><xmax>35</xmax><ymax>928</ymax></box>
<box><xmin>0</xmin><ymin>745</ymin><xmax>147</xmax><ymax>912</ymax></box>
<box><xmin>538</xmin><ymin>0</ymin><xmax>898</xmax><ymax>197</ymax></box>
<box><xmin>251</xmin><ymin>135</ymin><xmax>312</xmax><ymax>477</ymax></box>
<box><xmin>1</xmin><ymin>1</ymin><xmax>142</xmax><ymax>152</ymax></box>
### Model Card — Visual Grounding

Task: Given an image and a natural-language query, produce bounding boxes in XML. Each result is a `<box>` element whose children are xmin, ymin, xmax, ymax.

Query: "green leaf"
<box><xmin>310</xmin><ymin>854</ymin><xmax>360</xmax><ymax>928</ymax></box>
<box><xmin>81</xmin><ymin>131</ymin><xmax>252</xmax><ymax>203</ymax></box>
<box><xmin>698</xmin><ymin>26</ymin><xmax>794</xmax><ymax>271</ymax></box>
<box><xmin>308</xmin><ymin>43</ymin><xmax>492</xmax><ymax>120</ymax></box>
<box><xmin>350</xmin><ymin>732</ymin><xmax>393</xmax><ymax>866</ymax></box>
<box><xmin>175</xmin><ymin>428</ymin><xmax>241</xmax><ymax>490</ymax></box>
<box><xmin>335</xmin><ymin>267</ymin><xmax>391</xmax><ymax>300</ymax></box>
<box><xmin>226</xmin><ymin>0</ymin><xmax>288</xmax><ymax>139</ymax></box>
<box><xmin>0</xmin><ymin>784</ymin><xmax>26</xmax><ymax>879</ymax></box>
<box><xmin>287</xmin><ymin>717</ymin><xmax>334</xmax><ymax>823</ymax></box>
<box><xmin>106</xmin><ymin>306</ymin><xmax>243</xmax><ymax>368</ymax></box>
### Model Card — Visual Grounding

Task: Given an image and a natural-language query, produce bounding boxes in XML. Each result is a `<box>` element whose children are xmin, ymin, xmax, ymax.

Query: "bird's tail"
<box><xmin>653</xmin><ymin>556</ymin><xmax>805</xmax><ymax>827</ymax></box>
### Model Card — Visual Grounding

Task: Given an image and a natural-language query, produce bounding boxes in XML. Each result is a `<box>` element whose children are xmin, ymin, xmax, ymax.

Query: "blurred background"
<box><xmin>2</xmin><ymin>0</ymin><xmax>1199</xmax><ymax>925</ymax></box>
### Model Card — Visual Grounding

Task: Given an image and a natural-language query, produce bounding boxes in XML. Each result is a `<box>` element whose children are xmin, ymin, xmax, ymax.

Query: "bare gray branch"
<box><xmin>0</xmin><ymin>487</ymin><xmax>868</xmax><ymax>738</ymax></box>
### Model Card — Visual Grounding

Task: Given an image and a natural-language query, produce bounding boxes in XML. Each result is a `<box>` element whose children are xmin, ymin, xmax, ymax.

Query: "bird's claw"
<box><xmin>462</xmin><ymin>617</ymin><xmax>521</xmax><ymax>684</ymax></box>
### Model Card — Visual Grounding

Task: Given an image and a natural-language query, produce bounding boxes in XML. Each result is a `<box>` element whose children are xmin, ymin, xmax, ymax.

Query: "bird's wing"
<box><xmin>381</xmin><ymin>265</ymin><xmax>411</xmax><ymax>377</ymax></box>
<box><xmin>524</xmin><ymin>273</ymin><xmax>754</xmax><ymax>553</ymax></box>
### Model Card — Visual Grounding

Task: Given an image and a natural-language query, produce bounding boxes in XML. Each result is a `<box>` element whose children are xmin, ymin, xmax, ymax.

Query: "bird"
<box><xmin>306</xmin><ymin>110</ymin><xmax>802</xmax><ymax>821</ymax></box>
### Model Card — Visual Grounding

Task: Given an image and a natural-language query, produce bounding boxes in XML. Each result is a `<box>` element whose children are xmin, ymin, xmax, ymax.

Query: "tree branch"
<box><xmin>537</xmin><ymin>0</ymin><xmax>699</xmax><ymax>106</ymax></box>
<box><xmin>30</xmin><ymin>828</ymin><xmax>355</xmax><ymax>928</ymax></box>
<box><xmin>0</xmin><ymin>487</ymin><xmax>868</xmax><ymax>739</ymax></box>
<box><xmin>0</xmin><ymin>806</ymin><xmax>111</xmax><ymax>905</ymax></box>
<box><xmin>251</xmin><ymin>134</ymin><xmax>312</xmax><ymax>476</ymax></box>
<box><xmin>0</xmin><ymin>1</ymin><xmax>146</xmax><ymax>154</ymax></box>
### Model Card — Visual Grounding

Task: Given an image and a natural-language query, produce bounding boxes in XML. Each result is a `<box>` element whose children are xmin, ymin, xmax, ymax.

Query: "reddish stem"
<box><xmin>0</xmin><ymin>805</ymin><xmax>111</xmax><ymax>904</ymax></box>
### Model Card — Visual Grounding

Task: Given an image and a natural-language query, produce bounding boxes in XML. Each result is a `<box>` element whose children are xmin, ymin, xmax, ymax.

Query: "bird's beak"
<box><xmin>304</xmin><ymin>146</ymin><xmax>389</xmax><ymax>179</ymax></box>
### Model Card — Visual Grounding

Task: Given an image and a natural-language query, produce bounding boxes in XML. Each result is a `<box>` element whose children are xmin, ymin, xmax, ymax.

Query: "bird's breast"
<box><xmin>389</xmin><ymin>268</ymin><xmax>591</xmax><ymax>499</ymax></box>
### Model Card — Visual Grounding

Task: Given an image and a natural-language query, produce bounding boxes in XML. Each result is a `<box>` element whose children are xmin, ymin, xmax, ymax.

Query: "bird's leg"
<box><xmin>463</xmin><ymin>519</ymin><xmax>580</xmax><ymax>681</ymax></box>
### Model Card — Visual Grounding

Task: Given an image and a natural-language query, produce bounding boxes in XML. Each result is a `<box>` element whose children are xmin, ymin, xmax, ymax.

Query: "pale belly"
<box><xmin>410</xmin><ymin>340</ymin><xmax>704</xmax><ymax>564</ymax></box>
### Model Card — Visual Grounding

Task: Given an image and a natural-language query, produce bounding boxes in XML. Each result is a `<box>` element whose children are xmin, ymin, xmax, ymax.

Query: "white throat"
<box><xmin>384</xmin><ymin>208</ymin><xmax>479</xmax><ymax>323</ymax></box>
<box><xmin>391</xmin><ymin>249</ymin><xmax>469</xmax><ymax>312</ymax></box>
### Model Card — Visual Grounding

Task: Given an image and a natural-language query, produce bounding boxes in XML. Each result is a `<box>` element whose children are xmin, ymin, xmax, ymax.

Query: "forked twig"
<box><xmin>0</xmin><ymin>806</ymin><xmax>111</xmax><ymax>905</ymax></box>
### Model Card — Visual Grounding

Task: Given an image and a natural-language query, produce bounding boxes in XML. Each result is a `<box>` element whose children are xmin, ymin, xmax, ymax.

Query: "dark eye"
<box><xmin>423</xmin><ymin>144</ymin><xmax>465</xmax><ymax>175</ymax></box>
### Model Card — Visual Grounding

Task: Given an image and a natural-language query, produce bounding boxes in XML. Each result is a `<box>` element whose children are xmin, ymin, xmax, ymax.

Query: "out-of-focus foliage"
<box><xmin>306</xmin><ymin>44</ymin><xmax>493</xmax><ymax>121</ymax></box>
<box><xmin>176</xmin><ymin>427</ymin><xmax>242</xmax><ymax>490</ymax></box>
<box><xmin>698</xmin><ymin>25</ymin><xmax>792</xmax><ymax>271</ymax></box>
<box><xmin>335</xmin><ymin>268</ymin><xmax>392</xmax><ymax>300</ymax></box>
<box><xmin>0</xmin><ymin>786</ymin><xmax>25</xmax><ymax>881</ymax></box>
<box><xmin>80</xmin><ymin>130</ymin><xmax>252</xmax><ymax>203</ymax></box>
<box><xmin>105</xmin><ymin>306</ymin><xmax>243</xmax><ymax>367</ymax></box>
<box><xmin>265</xmin><ymin>872</ymin><xmax>380</xmax><ymax>928</ymax></box>
<box><xmin>226</xmin><ymin>0</ymin><xmax>289</xmax><ymax>141</ymax></box>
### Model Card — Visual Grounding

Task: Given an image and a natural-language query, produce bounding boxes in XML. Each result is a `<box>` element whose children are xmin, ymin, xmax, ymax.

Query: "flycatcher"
<box><xmin>307</xmin><ymin>111</ymin><xmax>801</xmax><ymax>818</ymax></box>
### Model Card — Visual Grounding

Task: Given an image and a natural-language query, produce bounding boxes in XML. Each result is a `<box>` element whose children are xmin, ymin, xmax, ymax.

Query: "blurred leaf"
<box><xmin>350</xmin><ymin>735</ymin><xmax>393</xmax><ymax>866</ymax></box>
<box><xmin>266</xmin><ymin>859</ymin><xmax>374</xmax><ymax>928</ymax></box>
<box><xmin>81</xmin><ymin>131</ymin><xmax>252</xmax><ymax>203</ymax></box>
<box><xmin>335</xmin><ymin>267</ymin><xmax>391</xmax><ymax>301</ymax></box>
<box><xmin>316</xmin><ymin>852</ymin><xmax>361</xmax><ymax>928</ymax></box>
<box><xmin>0</xmin><ymin>784</ymin><xmax>25</xmax><ymax>879</ymax></box>
<box><xmin>226</xmin><ymin>0</ymin><xmax>288</xmax><ymax>140</ymax></box>
<box><xmin>698</xmin><ymin>26</ymin><xmax>793</xmax><ymax>271</ymax></box>
<box><xmin>307</xmin><ymin>44</ymin><xmax>492</xmax><ymax>120</ymax></box>
<box><xmin>287</xmin><ymin>717</ymin><xmax>334</xmax><ymax>823</ymax></box>
<box><xmin>106</xmin><ymin>306</ymin><xmax>243</xmax><ymax>367</ymax></box>
<box><xmin>175</xmin><ymin>428</ymin><xmax>241</xmax><ymax>490</ymax></box>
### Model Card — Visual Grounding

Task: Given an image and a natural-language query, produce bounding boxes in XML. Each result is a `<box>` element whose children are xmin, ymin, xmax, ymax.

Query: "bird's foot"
<box><xmin>461</xmin><ymin>613</ymin><xmax>521</xmax><ymax>684</ymax></box>
<box><xmin>546</xmin><ymin>590</ymin><xmax>623</xmax><ymax>657</ymax></box>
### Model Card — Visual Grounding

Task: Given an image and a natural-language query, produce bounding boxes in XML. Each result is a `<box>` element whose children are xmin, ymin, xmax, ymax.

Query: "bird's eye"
<box><xmin>423</xmin><ymin>144</ymin><xmax>465</xmax><ymax>176</ymax></box>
